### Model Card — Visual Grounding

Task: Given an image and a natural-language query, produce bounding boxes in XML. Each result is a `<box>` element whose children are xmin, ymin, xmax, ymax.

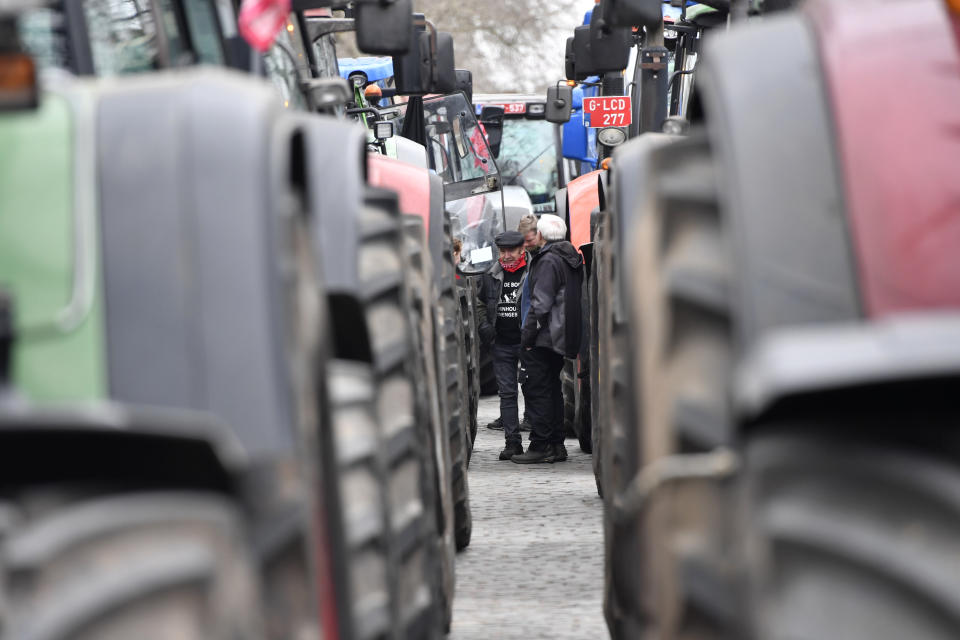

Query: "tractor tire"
<box><xmin>0</xmin><ymin>492</ymin><xmax>263</xmax><ymax>640</ymax></box>
<box><xmin>606</xmin><ymin>134</ymin><xmax>733</xmax><ymax>640</ymax></box>
<box><xmin>740</xmin><ymin>433</ymin><xmax>960</xmax><ymax>640</ymax></box>
<box><xmin>400</xmin><ymin>215</ymin><xmax>456</xmax><ymax>632</ymax></box>
<box><xmin>589</xmin><ymin>217</ymin><xmax>604</xmax><ymax>493</ymax></box>
<box><xmin>437</xmin><ymin>217</ymin><xmax>472</xmax><ymax>552</ymax></box>
<box><xmin>561</xmin><ymin>361</ymin><xmax>577</xmax><ymax>440</ymax></box>
<box><xmin>327</xmin><ymin>201</ymin><xmax>447</xmax><ymax>640</ymax></box>
<box><xmin>574</xmin><ymin>356</ymin><xmax>592</xmax><ymax>454</ymax></box>
<box><xmin>478</xmin><ymin>346</ymin><xmax>497</xmax><ymax>396</ymax></box>
<box><xmin>458</xmin><ymin>277</ymin><xmax>480</xmax><ymax>458</ymax></box>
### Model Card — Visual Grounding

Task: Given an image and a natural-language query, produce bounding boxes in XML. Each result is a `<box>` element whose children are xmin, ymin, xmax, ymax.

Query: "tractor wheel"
<box><xmin>561</xmin><ymin>361</ymin><xmax>577</xmax><ymax>439</ymax></box>
<box><xmin>740</xmin><ymin>433</ymin><xmax>960</xmax><ymax>640</ymax></box>
<box><xmin>457</xmin><ymin>277</ymin><xmax>480</xmax><ymax>458</ymax></box>
<box><xmin>606</xmin><ymin>134</ymin><xmax>733</xmax><ymax>640</ymax></box>
<box><xmin>401</xmin><ymin>215</ymin><xmax>456</xmax><ymax>632</ymax></box>
<box><xmin>437</xmin><ymin>217</ymin><xmax>472</xmax><ymax>552</ymax></box>
<box><xmin>574</xmin><ymin>256</ymin><xmax>594</xmax><ymax>455</ymax></box>
<box><xmin>327</xmin><ymin>201</ymin><xmax>446</xmax><ymax>639</ymax></box>
<box><xmin>478</xmin><ymin>346</ymin><xmax>497</xmax><ymax>396</ymax></box>
<box><xmin>589</xmin><ymin>218</ymin><xmax>603</xmax><ymax>491</ymax></box>
<box><xmin>574</xmin><ymin>357</ymin><xmax>592</xmax><ymax>453</ymax></box>
<box><xmin>1</xmin><ymin>492</ymin><xmax>263</xmax><ymax>640</ymax></box>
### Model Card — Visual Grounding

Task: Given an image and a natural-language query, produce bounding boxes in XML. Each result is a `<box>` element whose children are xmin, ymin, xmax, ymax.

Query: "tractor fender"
<box><xmin>297</xmin><ymin>113</ymin><xmax>368</xmax><ymax>295</ymax></box>
<box><xmin>565</xmin><ymin>169</ymin><xmax>603</xmax><ymax>253</ymax></box>
<box><xmin>96</xmin><ymin>69</ymin><xmax>314</xmax><ymax>460</ymax></box>
<box><xmin>368</xmin><ymin>156</ymin><xmax>447</xmax><ymax>288</ymax></box>
<box><xmin>736</xmin><ymin>313</ymin><xmax>960</xmax><ymax>423</ymax></box>
<box><xmin>368</xmin><ymin>153</ymin><xmax>431</xmax><ymax>233</ymax></box>
<box><xmin>807</xmin><ymin>0</ymin><xmax>960</xmax><ymax>318</ymax></box>
<box><xmin>698</xmin><ymin>13</ymin><xmax>862</xmax><ymax>344</ymax></box>
<box><xmin>0</xmin><ymin>403</ymin><xmax>244</xmax><ymax>492</ymax></box>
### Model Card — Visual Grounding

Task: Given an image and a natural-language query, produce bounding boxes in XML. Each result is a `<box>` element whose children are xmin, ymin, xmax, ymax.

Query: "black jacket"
<box><xmin>477</xmin><ymin>259</ymin><xmax>529</xmax><ymax>346</ymax></box>
<box><xmin>520</xmin><ymin>241</ymin><xmax>583</xmax><ymax>357</ymax></box>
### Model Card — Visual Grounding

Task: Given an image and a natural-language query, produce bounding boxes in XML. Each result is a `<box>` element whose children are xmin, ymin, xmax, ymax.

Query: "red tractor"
<box><xmin>599</xmin><ymin>0</ymin><xmax>960</xmax><ymax>638</ymax></box>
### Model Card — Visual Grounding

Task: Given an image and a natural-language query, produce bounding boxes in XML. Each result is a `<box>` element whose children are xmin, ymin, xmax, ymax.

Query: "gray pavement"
<box><xmin>449</xmin><ymin>394</ymin><xmax>609</xmax><ymax>639</ymax></box>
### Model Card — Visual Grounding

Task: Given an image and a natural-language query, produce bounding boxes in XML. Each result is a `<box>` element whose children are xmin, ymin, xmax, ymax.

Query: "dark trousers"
<box><xmin>520</xmin><ymin>346</ymin><xmax>565</xmax><ymax>450</ymax></box>
<box><xmin>493</xmin><ymin>342</ymin><xmax>522</xmax><ymax>444</ymax></box>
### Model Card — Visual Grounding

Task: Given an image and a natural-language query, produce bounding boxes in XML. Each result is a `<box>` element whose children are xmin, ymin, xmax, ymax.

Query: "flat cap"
<box><xmin>495</xmin><ymin>230</ymin><xmax>524</xmax><ymax>248</ymax></box>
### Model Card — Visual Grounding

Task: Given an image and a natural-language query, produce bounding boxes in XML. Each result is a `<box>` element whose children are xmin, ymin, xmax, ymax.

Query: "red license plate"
<box><xmin>582</xmin><ymin>96</ymin><xmax>632</xmax><ymax>128</ymax></box>
<box><xmin>486</xmin><ymin>102</ymin><xmax>526</xmax><ymax>115</ymax></box>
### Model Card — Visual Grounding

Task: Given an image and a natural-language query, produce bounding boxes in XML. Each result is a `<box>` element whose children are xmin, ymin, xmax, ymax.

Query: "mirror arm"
<box><xmin>346</xmin><ymin>106</ymin><xmax>382</xmax><ymax>120</ymax></box>
<box><xmin>305</xmin><ymin>17</ymin><xmax>356</xmax><ymax>41</ymax></box>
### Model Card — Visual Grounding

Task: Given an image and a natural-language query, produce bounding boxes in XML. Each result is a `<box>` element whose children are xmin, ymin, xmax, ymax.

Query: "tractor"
<box><xmin>0</xmin><ymin>1</ymin><xmax>456</xmax><ymax>638</ymax></box>
<box><xmin>546</xmin><ymin>0</ymin><xmax>737</xmax><ymax>483</ymax></box>
<box><xmin>598</xmin><ymin>0</ymin><xmax>960</xmax><ymax>638</ymax></box>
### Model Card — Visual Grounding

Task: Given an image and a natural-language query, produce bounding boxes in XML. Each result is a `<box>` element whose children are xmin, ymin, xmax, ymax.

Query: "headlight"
<box><xmin>662</xmin><ymin>117</ymin><xmax>690</xmax><ymax>136</ymax></box>
<box><xmin>597</xmin><ymin>127</ymin><xmax>627</xmax><ymax>147</ymax></box>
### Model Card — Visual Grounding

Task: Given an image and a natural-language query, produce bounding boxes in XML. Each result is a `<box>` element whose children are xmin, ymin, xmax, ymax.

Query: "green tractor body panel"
<box><xmin>0</xmin><ymin>91</ymin><xmax>108</xmax><ymax>402</ymax></box>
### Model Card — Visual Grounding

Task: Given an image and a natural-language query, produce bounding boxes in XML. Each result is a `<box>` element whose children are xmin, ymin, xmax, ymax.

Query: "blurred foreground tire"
<box><xmin>1</xmin><ymin>492</ymin><xmax>262</xmax><ymax>640</ymax></box>
<box><xmin>740</xmin><ymin>433</ymin><xmax>960</xmax><ymax>640</ymax></box>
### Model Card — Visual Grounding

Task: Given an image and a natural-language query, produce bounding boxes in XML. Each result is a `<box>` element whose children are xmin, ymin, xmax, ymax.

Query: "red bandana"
<box><xmin>500</xmin><ymin>252</ymin><xmax>527</xmax><ymax>273</ymax></box>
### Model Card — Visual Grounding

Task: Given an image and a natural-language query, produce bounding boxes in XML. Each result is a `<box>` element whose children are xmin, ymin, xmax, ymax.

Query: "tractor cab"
<box><xmin>394</xmin><ymin>90</ymin><xmax>506</xmax><ymax>274</ymax></box>
<box><xmin>473</xmin><ymin>94</ymin><xmax>568</xmax><ymax>215</ymax></box>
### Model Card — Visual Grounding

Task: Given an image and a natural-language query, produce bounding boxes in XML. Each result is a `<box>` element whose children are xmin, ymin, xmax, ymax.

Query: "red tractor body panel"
<box><xmin>367</xmin><ymin>153</ymin><xmax>431</xmax><ymax>236</ymax></box>
<box><xmin>811</xmin><ymin>0</ymin><xmax>960</xmax><ymax>318</ymax></box>
<box><xmin>566</xmin><ymin>169</ymin><xmax>603</xmax><ymax>252</ymax></box>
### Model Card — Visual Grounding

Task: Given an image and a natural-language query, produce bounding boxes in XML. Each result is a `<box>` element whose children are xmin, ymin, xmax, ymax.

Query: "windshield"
<box><xmin>448</xmin><ymin>192</ymin><xmax>504</xmax><ymax>274</ymax></box>
<box><xmin>397</xmin><ymin>92</ymin><xmax>505</xmax><ymax>274</ymax></box>
<box><xmin>420</xmin><ymin>93</ymin><xmax>499</xmax><ymax>189</ymax></box>
<box><xmin>496</xmin><ymin>118</ymin><xmax>560</xmax><ymax>209</ymax></box>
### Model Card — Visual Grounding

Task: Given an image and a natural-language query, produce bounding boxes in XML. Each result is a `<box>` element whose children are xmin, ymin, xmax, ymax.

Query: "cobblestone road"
<box><xmin>449</xmin><ymin>395</ymin><xmax>609</xmax><ymax>639</ymax></box>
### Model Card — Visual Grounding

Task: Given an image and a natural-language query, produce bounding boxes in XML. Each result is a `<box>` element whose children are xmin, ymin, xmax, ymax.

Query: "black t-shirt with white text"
<box><xmin>496</xmin><ymin>266</ymin><xmax>525</xmax><ymax>345</ymax></box>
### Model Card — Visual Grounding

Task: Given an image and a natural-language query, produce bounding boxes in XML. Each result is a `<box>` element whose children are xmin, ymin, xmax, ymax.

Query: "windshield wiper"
<box><xmin>504</xmin><ymin>143</ymin><xmax>554</xmax><ymax>185</ymax></box>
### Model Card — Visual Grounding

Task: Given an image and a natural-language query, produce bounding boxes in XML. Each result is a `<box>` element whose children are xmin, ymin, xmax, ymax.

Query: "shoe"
<box><xmin>511</xmin><ymin>446</ymin><xmax>557</xmax><ymax>464</ymax></box>
<box><xmin>519</xmin><ymin>417</ymin><xmax>532</xmax><ymax>432</ymax></box>
<box><xmin>499</xmin><ymin>441</ymin><xmax>523</xmax><ymax>461</ymax></box>
<box><xmin>554</xmin><ymin>443</ymin><xmax>568</xmax><ymax>462</ymax></box>
<box><xmin>486</xmin><ymin>417</ymin><xmax>504</xmax><ymax>431</ymax></box>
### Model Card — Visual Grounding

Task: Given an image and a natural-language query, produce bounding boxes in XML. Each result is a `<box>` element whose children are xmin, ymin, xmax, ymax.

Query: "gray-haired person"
<box><xmin>512</xmin><ymin>214</ymin><xmax>583</xmax><ymax>464</ymax></box>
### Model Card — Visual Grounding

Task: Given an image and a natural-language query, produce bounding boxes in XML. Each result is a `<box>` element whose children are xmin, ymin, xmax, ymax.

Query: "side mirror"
<box><xmin>455</xmin><ymin>69</ymin><xmax>473</xmax><ymax>104</ymax></box>
<box><xmin>572</xmin><ymin>26</ymin><xmax>599</xmax><ymax>80</ymax></box>
<box><xmin>546</xmin><ymin>85</ymin><xmax>572</xmax><ymax>124</ymax></box>
<box><xmin>564</xmin><ymin>37</ymin><xmax>576</xmax><ymax>81</ymax></box>
<box><xmin>393</xmin><ymin>16</ymin><xmax>456</xmax><ymax>95</ymax></box>
<box><xmin>589</xmin><ymin>5</ymin><xmax>632</xmax><ymax>72</ymax></box>
<box><xmin>354</xmin><ymin>0</ymin><xmax>413</xmax><ymax>55</ymax></box>
<box><xmin>479</xmin><ymin>105</ymin><xmax>505</xmax><ymax>158</ymax></box>
<box><xmin>430</xmin><ymin>31</ymin><xmax>456</xmax><ymax>93</ymax></box>
<box><xmin>392</xmin><ymin>14</ymin><xmax>425</xmax><ymax>94</ymax></box>
<box><xmin>602</xmin><ymin>0</ymin><xmax>662</xmax><ymax>30</ymax></box>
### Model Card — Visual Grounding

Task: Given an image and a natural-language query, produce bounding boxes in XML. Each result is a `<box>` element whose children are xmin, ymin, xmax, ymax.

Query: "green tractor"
<box><xmin>0</xmin><ymin>1</ymin><xmax>453</xmax><ymax>637</ymax></box>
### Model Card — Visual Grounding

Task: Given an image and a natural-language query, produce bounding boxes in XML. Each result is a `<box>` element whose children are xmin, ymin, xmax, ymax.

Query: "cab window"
<box><xmin>82</xmin><ymin>0</ymin><xmax>184</xmax><ymax>74</ymax></box>
<box><xmin>181</xmin><ymin>0</ymin><xmax>225</xmax><ymax>64</ymax></box>
<box><xmin>264</xmin><ymin>16</ymin><xmax>310</xmax><ymax>108</ymax></box>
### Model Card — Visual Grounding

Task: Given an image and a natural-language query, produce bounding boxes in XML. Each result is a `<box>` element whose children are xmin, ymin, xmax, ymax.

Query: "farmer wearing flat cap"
<box><xmin>477</xmin><ymin>230</ymin><xmax>530</xmax><ymax>460</ymax></box>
